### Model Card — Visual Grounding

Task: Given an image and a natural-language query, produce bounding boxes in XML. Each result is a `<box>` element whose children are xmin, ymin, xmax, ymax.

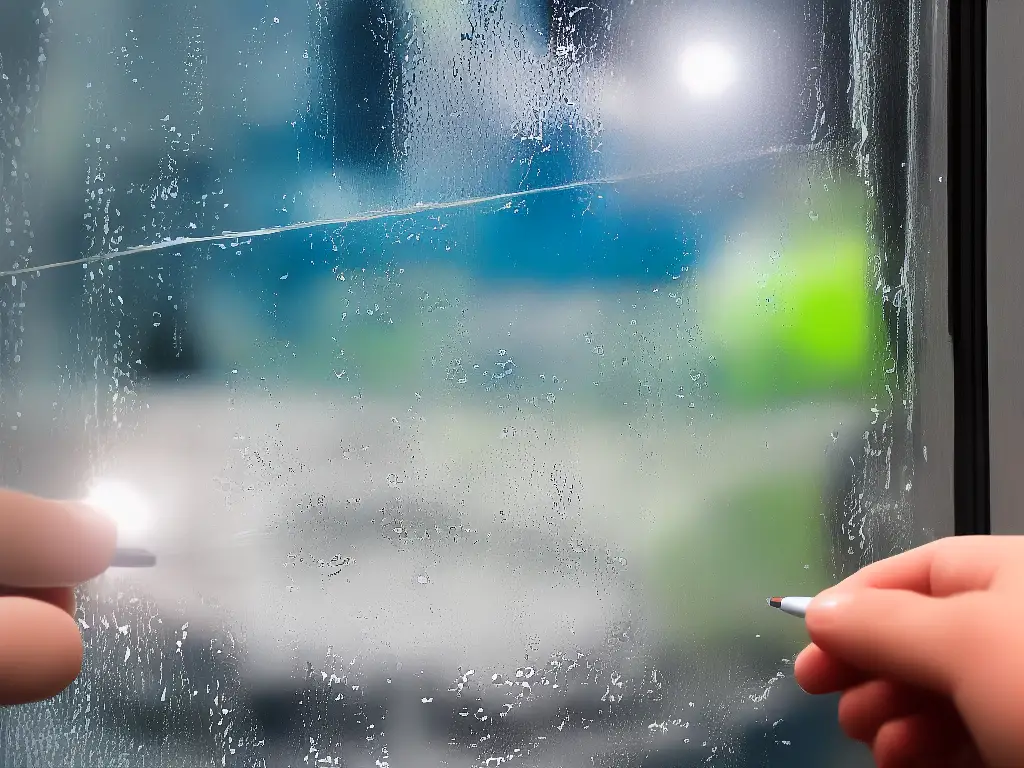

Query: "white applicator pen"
<box><xmin>767</xmin><ymin>596</ymin><xmax>813</xmax><ymax>618</ymax></box>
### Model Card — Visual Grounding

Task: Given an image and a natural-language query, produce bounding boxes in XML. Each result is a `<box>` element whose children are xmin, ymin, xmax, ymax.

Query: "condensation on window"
<box><xmin>0</xmin><ymin>0</ymin><xmax>942</xmax><ymax>765</ymax></box>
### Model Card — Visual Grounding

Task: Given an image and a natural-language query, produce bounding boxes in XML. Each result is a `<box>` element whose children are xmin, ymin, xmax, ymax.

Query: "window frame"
<box><xmin>949</xmin><ymin>0</ymin><xmax>990</xmax><ymax>536</ymax></box>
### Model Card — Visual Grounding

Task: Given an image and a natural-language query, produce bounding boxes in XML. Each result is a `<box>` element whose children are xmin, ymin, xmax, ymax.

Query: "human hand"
<box><xmin>795</xmin><ymin>536</ymin><xmax>1024</xmax><ymax>768</ymax></box>
<box><xmin>0</xmin><ymin>489</ymin><xmax>116</xmax><ymax>705</ymax></box>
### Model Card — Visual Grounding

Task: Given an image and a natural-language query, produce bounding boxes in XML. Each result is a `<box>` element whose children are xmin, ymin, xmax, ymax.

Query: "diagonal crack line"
<box><xmin>0</xmin><ymin>144</ymin><xmax>811</xmax><ymax>278</ymax></box>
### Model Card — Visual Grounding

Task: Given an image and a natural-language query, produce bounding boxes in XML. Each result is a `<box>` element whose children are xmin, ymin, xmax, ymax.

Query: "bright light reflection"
<box><xmin>85</xmin><ymin>478</ymin><xmax>154</xmax><ymax>540</ymax></box>
<box><xmin>678</xmin><ymin>41</ymin><xmax>738</xmax><ymax>98</ymax></box>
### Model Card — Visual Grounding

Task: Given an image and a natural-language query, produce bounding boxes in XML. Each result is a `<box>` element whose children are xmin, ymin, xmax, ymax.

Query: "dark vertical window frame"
<box><xmin>949</xmin><ymin>0</ymin><xmax>990</xmax><ymax>535</ymax></box>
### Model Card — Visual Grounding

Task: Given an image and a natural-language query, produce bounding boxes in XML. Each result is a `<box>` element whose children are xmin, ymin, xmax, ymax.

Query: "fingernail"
<box><xmin>68</xmin><ymin>502</ymin><xmax>118</xmax><ymax>545</ymax></box>
<box><xmin>66</xmin><ymin>501</ymin><xmax>118</xmax><ymax>557</ymax></box>
<box><xmin>40</xmin><ymin>502</ymin><xmax>119</xmax><ymax>585</ymax></box>
<box><xmin>805</xmin><ymin>592</ymin><xmax>846</xmax><ymax>628</ymax></box>
<box><xmin>813</xmin><ymin>596</ymin><xmax>841</xmax><ymax>611</ymax></box>
<box><xmin>792</xmin><ymin>649</ymin><xmax>812</xmax><ymax>694</ymax></box>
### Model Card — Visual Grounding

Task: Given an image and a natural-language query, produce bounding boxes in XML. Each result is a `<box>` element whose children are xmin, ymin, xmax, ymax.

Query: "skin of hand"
<box><xmin>794</xmin><ymin>536</ymin><xmax>1024</xmax><ymax>768</ymax></box>
<box><xmin>0</xmin><ymin>489</ymin><xmax>117</xmax><ymax>706</ymax></box>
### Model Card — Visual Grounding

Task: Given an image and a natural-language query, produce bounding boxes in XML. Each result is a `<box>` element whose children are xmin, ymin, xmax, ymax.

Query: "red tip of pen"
<box><xmin>768</xmin><ymin>597</ymin><xmax>782</xmax><ymax>609</ymax></box>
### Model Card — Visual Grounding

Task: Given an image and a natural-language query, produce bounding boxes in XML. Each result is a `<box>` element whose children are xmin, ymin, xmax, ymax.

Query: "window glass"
<box><xmin>0</xmin><ymin>0</ymin><xmax>948</xmax><ymax>765</ymax></box>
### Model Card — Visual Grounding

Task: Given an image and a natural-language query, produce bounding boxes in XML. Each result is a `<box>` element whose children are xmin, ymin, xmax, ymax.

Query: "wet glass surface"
<box><xmin>0</xmin><ymin>0</ymin><xmax>946</xmax><ymax>765</ymax></box>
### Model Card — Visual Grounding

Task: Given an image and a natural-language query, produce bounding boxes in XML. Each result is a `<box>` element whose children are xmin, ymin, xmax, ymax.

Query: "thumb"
<box><xmin>805</xmin><ymin>588</ymin><xmax>974</xmax><ymax>695</ymax></box>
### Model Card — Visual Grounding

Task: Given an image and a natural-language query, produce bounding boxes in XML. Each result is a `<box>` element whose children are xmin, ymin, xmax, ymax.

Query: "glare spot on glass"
<box><xmin>84</xmin><ymin>478</ymin><xmax>154</xmax><ymax>541</ymax></box>
<box><xmin>678</xmin><ymin>41</ymin><xmax>738</xmax><ymax>98</ymax></box>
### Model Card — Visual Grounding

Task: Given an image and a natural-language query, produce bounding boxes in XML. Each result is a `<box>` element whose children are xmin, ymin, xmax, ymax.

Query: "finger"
<box><xmin>0</xmin><ymin>596</ymin><xmax>84</xmax><ymax>706</ymax></box>
<box><xmin>833</xmin><ymin>536</ymin><xmax>1020</xmax><ymax>598</ymax></box>
<box><xmin>805</xmin><ymin>589</ymin><xmax>975</xmax><ymax>695</ymax></box>
<box><xmin>838</xmin><ymin>679</ymin><xmax>935</xmax><ymax>743</ymax></box>
<box><xmin>0</xmin><ymin>586</ymin><xmax>77</xmax><ymax>616</ymax></box>
<box><xmin>872</xmin><ymin>708</ymin><xmax>973</xmax><ymax>768</ymax></box>
<box><xmin>794</xmin><ymin>643</ymin><xmax>866</xmax><ymax>694</ymax></box>
<box><xmin>0</xmin><ymin>490</ymin><xmax>117</xmax><ymax>587</ymax></box>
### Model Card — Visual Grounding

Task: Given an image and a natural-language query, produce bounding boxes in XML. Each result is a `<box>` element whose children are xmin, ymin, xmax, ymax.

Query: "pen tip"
<box><xmin>111</xmin><ymin>546</ymin><xmax>158</xmax><ymax>568</ymax></box>
<box><xmin>768</xmin><ymin>597</ymin><xmax>782</xmax><ymax>609</ymax></box>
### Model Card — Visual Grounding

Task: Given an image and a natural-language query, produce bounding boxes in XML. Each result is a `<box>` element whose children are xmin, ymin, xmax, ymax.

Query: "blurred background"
<box><xmin>0</xmin><ymin>0</ymin><xmax>949</xmax><ymax>765</ymax></box>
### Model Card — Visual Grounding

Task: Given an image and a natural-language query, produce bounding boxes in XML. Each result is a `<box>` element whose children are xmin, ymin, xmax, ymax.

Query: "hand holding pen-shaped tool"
<box><xmin>0</xmin><ymin>488</ymin><xmax>156</xmax><ymax>707</ymax></box>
